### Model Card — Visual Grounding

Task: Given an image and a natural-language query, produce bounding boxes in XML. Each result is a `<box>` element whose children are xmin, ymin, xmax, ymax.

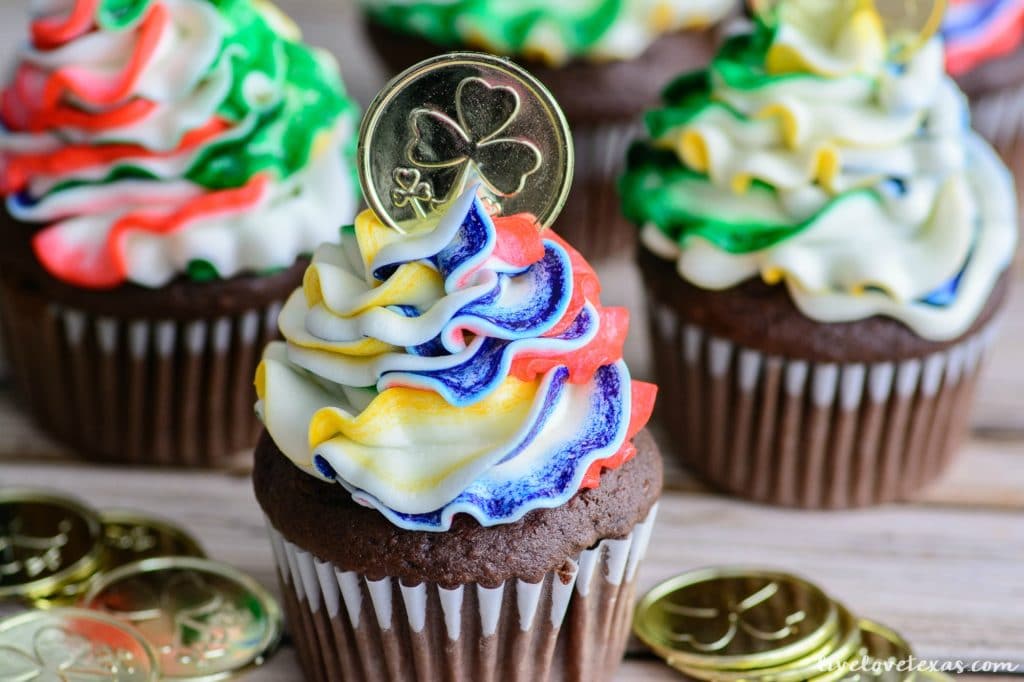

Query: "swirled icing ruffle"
<box><xmin>360</xmin><ymin>0</ymin><xmax>736</xmax><ymax>66</ymax></box>
<box><xmin>621</xmin><ymin>9</ymin><xmax>1017</xmax><ymax>341</ymax></box>
<box><xmin>256</xmin><ymin>189</ymin><xmax>656</xmax><ymax>531</ymax></box>
<box><xmin>0</xmin><ymin>0</ymin><xmax>359</xmax><ymax>289</ymax></box>
<box><xmin>944</xmin><ymin>0</ymin><xmax>1024</xmax><ymax>75</ymax></box>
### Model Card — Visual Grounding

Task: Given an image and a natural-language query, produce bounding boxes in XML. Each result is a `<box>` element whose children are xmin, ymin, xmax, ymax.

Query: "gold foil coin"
<box><xmin>831</xmin><ymin>619</ymin><xmax>914</xmax><ymax>681</ymax></box>
<box><xmin>671</xmin><ymin>603</ymin><xmax>862</xmax><ymax>682</ymax></box>
<box><xmin>634</xmin><ymin>568</ymin><xmax>840</xmax><ymax>672</ymax></box>
<box><xmin>32</xmin><ymin>510</ymin><xmax>207</xmax><ymax>610</ymax></box>
<box><xmin>359</xmin><ymin>51</ymin><xmax>573</xmax><ymax>233</ymax></box>
<box><xmin>0</xmin><ymin>489</ymin><xmax>103</xmax><ymax>601</ymax></box>
<box><xmin>82</xmin><ymin>557</ymin><xmax>282</xmax><ymax>681</ymax></box>
<box><xmin>100</xmin><ymin>510</ymin><xmax>206</xmax><ymax>568</ymax></box>
<box><xmin>0</xmin><ymin>608</ymin><xmax>158</xmax><ymax>681</ymax></box>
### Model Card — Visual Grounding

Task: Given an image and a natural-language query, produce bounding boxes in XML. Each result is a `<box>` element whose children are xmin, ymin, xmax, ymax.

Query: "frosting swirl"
<box><xmin>256</xmin><ymin>188</ymin><xmax>656</xmax><ymax>532</ymax></box>
<box><xmin>359</xmin><ymin>0</ymin><xmax>736</xmax><ymax>66</ymax></box>
<box><xmin>621</xmin><ymin>4</ymin><xmax>1017</xmax><ymax>341</ymax></box>
<box><xmin>0</xmin><ymin>0</ymin><xmax>360</xmax><ymax>289</ymax></box>
<box><xmin>944</xmin><ymin>0</ymin><xmax>1024</xmax><ymax>75</ymax></box>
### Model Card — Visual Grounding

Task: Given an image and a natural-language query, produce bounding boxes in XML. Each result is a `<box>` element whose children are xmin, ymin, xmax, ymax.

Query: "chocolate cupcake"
<box><xmin>944</xmin><ymin>0</ymin><xmax>1024</xmax><ymax>222</ymax></box>
<box><xmin>358</xmin><ymin>0</ymin><xmax>736</xmax><ymax>262</ymax></box>
<box><xmin>621</xmin><ymin>3</ymin><xmax>1018</xmax><ymax>508</ymax></box>
<box><xmin>0</xmin><ymin>0</ymin><xmax>360</xmax><ymax>467</ymax></box>
<box><xmin>253</xmin><ymin>182</ymin><xmax>661</xmax><ymax>680</ymax></box>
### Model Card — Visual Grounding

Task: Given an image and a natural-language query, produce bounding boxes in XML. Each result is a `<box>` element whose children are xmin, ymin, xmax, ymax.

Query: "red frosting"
<box><xmin>489</xmin><ymin>215</ymin><xmax>657</xmax><ymax>491</ymax></box>
<box><xmin>33</xmin><ymin>174</ymin><xmax>269</xmax><ymax>288</ymax></box>
<box><xmin>946</xmin><ymin>0</ymin><xmax>1024</xmax><ymax>76</ymax></box>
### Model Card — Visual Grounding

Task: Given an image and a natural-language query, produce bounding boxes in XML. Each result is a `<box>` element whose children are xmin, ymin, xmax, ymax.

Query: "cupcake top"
<box><xmin>944</xmin><ymin>0</ymin><xmax>1024</xmax><ymax>76</ymax></box>
<box><xmin>256</xmin><ymin>187</ymin><xmax>656</xmax><ymax>532</ymax></box>
<box><xmin>359</xmin><ymin>0</ymin><xmax>736</xmax><ymax>66</ymax></box>
<box><xmin>621</xmin><ymin>0</ymin><xmax>1018</xmax><ymax>342</ymax></box>
<box><xmin>0</xmin><ymin>0</ymin><xmax>360</xmax><ymax>290</ymax></box>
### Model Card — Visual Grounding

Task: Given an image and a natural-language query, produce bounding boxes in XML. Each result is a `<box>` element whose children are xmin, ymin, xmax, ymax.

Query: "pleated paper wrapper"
<box><xmin>0</xmin><ymin>273</ymin><xmax>291</xmax><ymax>468</ymax></box>
<box><xmin>646</xmin><ymin>295</ymin><xmax>999</xmax><ymax>509</ymax></box>
<box><xmin>265</xmin><ymin>505</ymin><xmax>658</xmax><ymax>682</ymax></box>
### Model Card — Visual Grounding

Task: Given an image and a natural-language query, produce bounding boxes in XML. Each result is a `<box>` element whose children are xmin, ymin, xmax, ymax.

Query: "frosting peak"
<box><xmin>1</xmin><ymin>0</ymin><xmax>360</xmax><ymax>289</ymax></box>
<box><xmin>622</xmin><ymin>11</ymin><xmax>1017</xmax><ymax>341</ymax></box>
<box><xmin>257</xmin><ymin>189</ymin><xmax>655</xmax><ymax>531</ymax></box>
<box><xmin>360</xmin><ymin>0</ymin><xmax>736</xmax><ymax>66</ymax></box>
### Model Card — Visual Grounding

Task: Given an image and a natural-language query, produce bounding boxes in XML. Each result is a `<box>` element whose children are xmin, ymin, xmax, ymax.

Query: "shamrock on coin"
<box><xmin>390</xmin><ymin>168</ymin><xmax>438</xmax><ymax>214</ymax></box>
<box><xmin>0</xmin><ymin>626</ymin><xmax>131</xmax><ymax>681</ymax></box>
<box><xmin>664</xmin><ymin>582</ymin><xmax>807</xmax><ymax>652</ymax></box>
<box><xmin>406</xmin><ymin>77</ymin><xmax>542</xmax><ymax>202</ymax></box>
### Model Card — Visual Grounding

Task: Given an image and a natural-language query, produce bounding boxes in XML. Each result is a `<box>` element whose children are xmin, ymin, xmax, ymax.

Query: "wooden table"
<box><xmin>1</xmin><ymin>1</ymin><xmax>1022</xmax><ymax>680</ymax></box>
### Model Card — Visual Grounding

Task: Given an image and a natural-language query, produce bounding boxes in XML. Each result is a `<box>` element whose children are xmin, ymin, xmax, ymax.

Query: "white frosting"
<box><xmin>2</xmin><ymin>0</ymin><xmax>359</xmax><ymax>289</ymax></box>
<box><xmin>646</xmin><ymin>37</ymin><xmax>1017</xmax><ymax>341</ymax></box>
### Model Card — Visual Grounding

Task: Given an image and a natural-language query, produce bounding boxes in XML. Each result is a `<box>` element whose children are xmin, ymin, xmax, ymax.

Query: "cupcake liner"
<box><xmin>647</xmin><ymin>296</ymin><xmax>999</xmax><ymax>508</ymax></box>
<box><xmin>0</xmin><ymin>274</ymin><xmax>286</xmax><ymax>467</ymax></box>
<box><xmin>552</xmin><ymin>119</ymin><xmax>642</xmax><ymax>262</ymax></box>
<box><xmin>265</xmin><ymin>505</ymin><xmax>658</xmax><ymax>682</ymax></box>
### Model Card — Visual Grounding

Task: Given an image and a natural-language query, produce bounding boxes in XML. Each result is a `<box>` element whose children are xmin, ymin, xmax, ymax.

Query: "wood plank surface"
<box><xmin>3</xmin><ymin>457</ymin><xmax>1023</xmax><ymax>675</ymax></box>
<box><xmin>0</xmin><ymin>1</ymin><xmax>1023</xmax><ymax>680</ymax></box>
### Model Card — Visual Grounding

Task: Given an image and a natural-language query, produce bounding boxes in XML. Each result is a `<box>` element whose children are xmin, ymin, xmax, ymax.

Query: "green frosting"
<box><xmin>84</xmin><ymin>0</ymin><xmax>359</xmax><ymax>193</ymax></box>
<box><xmin>98</xmin><ymin>0</ymin><xmax>153</xmax><ymax>29</ymax></box>
<box><xmin>361</xmin><ymin>0</ymin><xmax>731</xmax><ymax>63</ymax></box>
<box><xmin>365</xmin><ymin>0</ymin><xmax>620</xmax><ymax>56</ymax></box>
<box><xmin>620</xmin><ymin>28</ymin><xmax>861</xmax><ymax>254</ymax></box>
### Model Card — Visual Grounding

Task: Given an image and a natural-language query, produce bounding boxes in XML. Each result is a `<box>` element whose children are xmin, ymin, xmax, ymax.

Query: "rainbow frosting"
<box><xmin>944</xmin><ymin>0</ymin><xmax>1024</xmax><ymax>76</ymax></box>
<box><xmin>0</xmin><ymin>0</ymin><xmax>360</xmax><ymax>290</ymax></box>
<box><xmin>256</xmin><ymin>188</ymin><xmax>656</xmax><ymax>532</ymax></box>
<box><xmin>360</xmin><ymin>0</ymin><xmax>736</xmax><ymax>66</ymax></box>
<box><xmin>622</xmin><ymin>1</ymin><xmax>1018</xmax><ymax>341</ymax></box>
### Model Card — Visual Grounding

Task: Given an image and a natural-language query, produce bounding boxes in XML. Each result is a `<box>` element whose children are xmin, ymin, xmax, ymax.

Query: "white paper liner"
<box><xmin>266</xmin><ymin>504</ymin><xmax>658</xmax><ymax>682</ymax></box>
<box><xmin>0</xmin><ymin>285</ymin><xmax>283</xmax><ymax>466</ymax></box>
<box><xmin>649</xmin><ymin>297</ymin><xmax>999</xmax><ymax>507</ymax></box>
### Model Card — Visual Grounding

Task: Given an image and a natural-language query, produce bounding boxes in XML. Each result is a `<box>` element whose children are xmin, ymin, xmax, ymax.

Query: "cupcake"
<box><xmin>0</xmin><ymin>0</ymin><xmax>360</xmax><ymax>466</ymax></box>
<box><xmin>358</xmin><ymin>0</ymin><xmax>737</xmax><ymax>261</ymax></box>
<box><xmin>944</xmin><ymin>0</ymin><xmax>1024</xmax><ymax>218</ymax></box>
<box><xmin>621</xmin><ymin>2</ymin><xmax>1018</xmax><ymax>508</ymax></box>
<box><xmin>253</xmin><ymin>181</ymin><xmax>661</xmax><ymax>681</ymax></box>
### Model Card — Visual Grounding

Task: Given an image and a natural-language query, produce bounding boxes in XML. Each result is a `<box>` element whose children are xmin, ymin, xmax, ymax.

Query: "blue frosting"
<box><xmin>304</xmin><ymin>189</ymin><xmax>636</xmax><ymax>532</ymax></box>
<box><xmin>943</xmin><ymin>0</ymin><xmax>1019</xmax><ymax>42</ymax></box>
<box><xmin>338</xmin><ymin>362</ymin><xmax>632</xmax><ymax>531</ymax></box>
<box><xmin>369</xmin><ymin>194</ymin><xmax>578</xmax><ymax>407</ymax></box>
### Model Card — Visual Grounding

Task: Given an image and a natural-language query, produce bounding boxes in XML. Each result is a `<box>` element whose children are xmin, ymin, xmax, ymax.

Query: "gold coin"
<box><xmin>100</xmin><ymin>510</ymin><xmax>206</xmax><ymax>567</ymax></box>
<box><xmin>32</xmin><ymin>510</ymin><xmax>207</xmax><ymax>610</ymax></box>
<box><xmin>83</xmin><ymin>557</ymin><xmax>283</xmax><ymax>681</ymax></box>
<box><xmin>358</xmin><ymin>51</ymin><xmax>573</xmax><ymax>233</ymax></box>
<box><xmin>0</xmin><ymin>489</ymin><xmax>103</xmax><ymax>601</ymax></box>
<box><xmin>873</xmin><ymin>0</ymin><xmax>946</xmax><ymax>61</ymax></box>
<box><xmin>831</xmin><ymin>619</ymin><xmax>915</xmax><ymax>681</ymax></box>
<box><xmin>0</xmin><ymin>608</ymin><xmax>159</xmax><ymax>681</ymax></box>
<box><xmin>672</xmin><ymin>602</ymin><xmax>862</xmax><ymax>682</ymax></box>
<box><xmin>634</xmin><ymin>567</ymin><xmax>839</xmax><ymax>672</ymax></box>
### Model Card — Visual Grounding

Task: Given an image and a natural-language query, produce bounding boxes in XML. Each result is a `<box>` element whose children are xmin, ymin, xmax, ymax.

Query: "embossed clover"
<box><xmin>665</xmin><ymin>582</ymin><xmax>806</xmax><ymax>652</ymax></box>
<box><xmin>0</xmin><ymin>626</ymin><xmax>125</xmax><ymax>681</ymax></box>
<box><xmin>98</xmin><ymin>570</ymin><xmax>253</xmax><ymax>667</ymax></box>
<box><xmin>0</xmin><ymin>518</ymin><xmax>72</xmax><ymax>580</ymax></box>
<box><xmin>390</xmin><ymin>168</ymin><xmax>436</xmax><ymax>209</ymax></box>
<box><xmin>406</xmin><ymin>77</ymin><xmax>542</xmax><ymax>199</ymax></box>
